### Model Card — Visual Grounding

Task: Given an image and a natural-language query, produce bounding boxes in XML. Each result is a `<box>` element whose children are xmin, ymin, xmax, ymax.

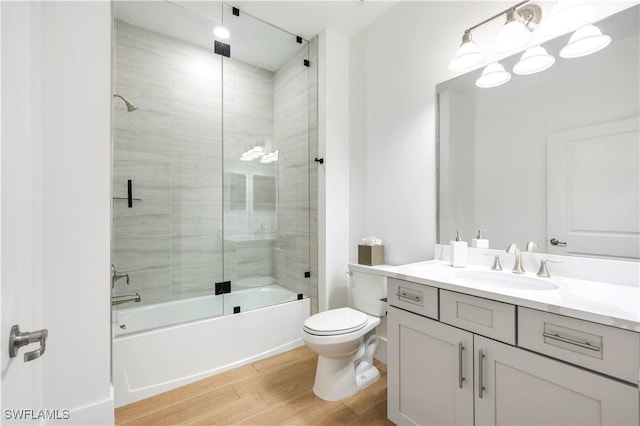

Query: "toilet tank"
<box><xmin>349</xmin><ymin>268</ymin><xmax>387</xmax><ymax>316</ymax></box>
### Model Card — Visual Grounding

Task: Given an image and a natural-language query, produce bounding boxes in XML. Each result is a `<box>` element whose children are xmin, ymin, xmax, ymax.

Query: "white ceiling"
<box><xmin>115</xmin><ymin>1</ymin><xmax>398</xmax><ymax>71</ymax></box>
<box><xmin>176</xmin><ymin>1</ymin><xmax>399</xmax><ymax>40</ymax></box>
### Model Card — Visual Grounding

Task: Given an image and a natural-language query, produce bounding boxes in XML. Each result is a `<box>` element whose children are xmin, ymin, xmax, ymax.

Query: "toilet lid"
<box><xmin>303</xmin><ymin>307</ymin><xmax>368</xmax><ymax>336</ymax></box>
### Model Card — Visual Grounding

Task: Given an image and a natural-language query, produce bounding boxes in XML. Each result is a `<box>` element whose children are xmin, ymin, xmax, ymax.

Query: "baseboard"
<box><xmin>44</xmin><ymin>387</ymin><xmax>114</xmax><ymax>425</ymax></box>
<box><xmin>375</xmin><ymin>336</ymin><xmax>388</xmax><ymax>364</ymax></box>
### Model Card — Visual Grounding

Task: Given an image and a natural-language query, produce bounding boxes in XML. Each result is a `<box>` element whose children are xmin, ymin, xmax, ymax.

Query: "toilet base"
<box><xmin>312</xmin><ymin>355</ymin><xmax>380</xmax><ymax>401</ymax></box>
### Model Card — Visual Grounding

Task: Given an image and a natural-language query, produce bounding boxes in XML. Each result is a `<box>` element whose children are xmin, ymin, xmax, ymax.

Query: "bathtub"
<box><xmin>112</xmin><ymin>285</ymin><xmax>310</xmax><ymax>407</ymax></box>
<box><xmin>113</xmin><ymin>285</ymin><xmax>299</xmax><ymax>337</ymax></box>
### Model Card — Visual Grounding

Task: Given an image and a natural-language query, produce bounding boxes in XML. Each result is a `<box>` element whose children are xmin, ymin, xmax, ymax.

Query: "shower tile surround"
<box><xmin>113</xmin><ymin>19</ymin><xmax>317</xmax><ymax>309</ymax></box>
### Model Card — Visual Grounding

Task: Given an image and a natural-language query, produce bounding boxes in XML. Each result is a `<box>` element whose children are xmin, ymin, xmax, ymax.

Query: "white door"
<box><xmin>547</xmin><ymin>117</ymin><xmax>640</xmax><ymax>259</ymax></box>
<box><xmin>1</xmin><ymin>2</ymin><xmax>113</xmax><ymax>424</ymax></box>
<box><xmin>1</xmin><ymin>2</ymin><xmax>46</xmax><ymax>421</ymax></box>
<box><xmin>387</xmin><ymin>306</ymin><xmax>474</xmax><ymax>426</ymax></box>
<box><xmin>474</xmin><ymin>335</ymin><xmax>639</xmax><ymax>426</ymax></box>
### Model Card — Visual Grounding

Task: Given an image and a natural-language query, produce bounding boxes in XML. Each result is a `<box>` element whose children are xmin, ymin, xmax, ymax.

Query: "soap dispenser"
<box><xmin>471</xmin><ymin>229</ymin><xmax>489</xmax><ymax>249</ymax></box>
<box><xmin>450</xmin><ymin>230</ymin><xmax>468</xmax><ymax>268</ymax></box>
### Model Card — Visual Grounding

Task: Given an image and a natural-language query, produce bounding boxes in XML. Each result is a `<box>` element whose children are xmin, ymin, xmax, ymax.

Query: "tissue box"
<box><xmin>358</xmin><ymin>244</ymin><xmax>384</xmax><ymax>266</ymax></box>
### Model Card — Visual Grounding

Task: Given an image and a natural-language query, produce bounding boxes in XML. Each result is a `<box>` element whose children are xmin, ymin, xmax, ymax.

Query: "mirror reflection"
<box><xmin>437</xmin><ymin>5</ymin><xmax>639</xmax><ymax>260</ymax></box>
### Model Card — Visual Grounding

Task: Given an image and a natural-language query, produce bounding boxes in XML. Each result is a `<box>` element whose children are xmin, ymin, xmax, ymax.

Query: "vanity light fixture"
<box><xmin>448</xmin><ymin>31</ymin><xmax>485</xmax><ymax>72</ymax></box>
<box><xmin>541</xmin><ymin>0</ymin><xmax>594</xmax><ymax>36</ymax></box>
<box><xmin>449</xmin><ymin>1</ymin><xmax>542</xmax><ymax>73</ymax></box>
<box><xmin>513</xmin><ymin>46</ymin><xmax>556</xmax><ymax>75</ymax></box>
<box><xmin>475</xmin><ymin>62</ymin><xmax>512</xmax><ymax>88</ymax></box>
<box><xmin>559</xmin><ymin>24</ymin><xmax>611</xmax><ymax>58</ymax></box>
<box><xmin>492</xmin><ymin>7</ymin><xmax>533</xmax><ymax>54</ymax></box>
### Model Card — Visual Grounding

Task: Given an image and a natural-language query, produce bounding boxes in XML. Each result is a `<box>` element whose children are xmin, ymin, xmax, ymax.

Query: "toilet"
<box><xmin>302</xmin><ymin>269</ymin><xmax>386</xmax><ymax>401</ymax></box>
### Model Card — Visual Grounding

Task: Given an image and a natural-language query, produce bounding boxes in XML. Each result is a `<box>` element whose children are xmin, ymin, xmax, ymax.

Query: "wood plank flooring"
<box><xmin>115</xmin><ymin>346</ymin><xmax>394</xmax><ymax>425</ymax></box>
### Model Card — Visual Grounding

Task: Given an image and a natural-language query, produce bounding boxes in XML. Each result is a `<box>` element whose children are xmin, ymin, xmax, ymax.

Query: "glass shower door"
<box><xmin>221</xmin><ymin>5</ymin><xmax>311</xmax><ymax>314</ymax></box>
<box><xmin>112</xmin><ymin>1</ymin><xmax>225</xmax><ymax>333</ymax></box>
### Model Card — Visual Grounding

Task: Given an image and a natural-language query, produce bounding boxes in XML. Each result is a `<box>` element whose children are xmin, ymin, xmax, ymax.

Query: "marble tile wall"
<box><xmin>273</xmin><ymin>40</ymin><xmax>318</xmax><ymax>313</ymax></box>
<box><xmin>112</xmin><ymin>19</ymin><xmax>317</xmax><ymax>312</ymax></box>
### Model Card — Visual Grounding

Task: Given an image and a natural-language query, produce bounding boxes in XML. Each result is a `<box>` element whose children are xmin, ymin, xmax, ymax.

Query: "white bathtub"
<box><xmin>113</xmin><ymin>285</ymin><xmax>299</xmax><ymax>337</ymax></box>
<box><xmin>112</xmin><ymin>285</ymin><xmax>309</xmax><ymax>407</ymax></box>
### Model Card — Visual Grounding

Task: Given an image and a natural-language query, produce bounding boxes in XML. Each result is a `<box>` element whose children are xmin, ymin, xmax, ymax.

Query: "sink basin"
<box><xmin>454</xmin><ymin>270</ymin><xmax>559</xmax><ymax>291</ymax></box>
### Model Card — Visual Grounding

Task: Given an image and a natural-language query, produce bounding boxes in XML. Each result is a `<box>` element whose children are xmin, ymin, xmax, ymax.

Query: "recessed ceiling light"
<box><xmin>213</xmin><ymin>26</ymin><xmax>230</xmax><ymax>39</ymax></box>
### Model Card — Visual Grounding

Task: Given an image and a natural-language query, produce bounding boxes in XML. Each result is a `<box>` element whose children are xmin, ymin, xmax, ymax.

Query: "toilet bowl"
<box><xmin>302</xmin><ymin>269</ymin><xmax>386</xmax><ymax>401</ymax></box>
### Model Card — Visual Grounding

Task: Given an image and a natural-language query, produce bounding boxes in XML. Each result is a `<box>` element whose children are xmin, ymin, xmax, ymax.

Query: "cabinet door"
<box><xmin>475</xmin><ymin>335</ymin><xmax>640</xmax><ymax>426</ymax></box>
<box><xmin>388</xmin><ymin>306</ymin><xmax>474</xmax><ymax>425</ymax></box>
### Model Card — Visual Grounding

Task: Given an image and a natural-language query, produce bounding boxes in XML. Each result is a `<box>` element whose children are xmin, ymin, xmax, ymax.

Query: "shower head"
<box><xmin>113</xmin><ymin>93</ymin><xmax>138</xmax><ymax>112</ymax></box>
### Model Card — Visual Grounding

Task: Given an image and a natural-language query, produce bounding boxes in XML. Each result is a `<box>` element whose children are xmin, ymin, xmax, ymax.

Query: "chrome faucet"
<box><xmin>111</xmin><ymin>293</ymin><xmax>141</xmax><ymax>306</ymax></box>
<box><xmin>506</xmin><ymin>243</ymin><xmax>526</xmax><ymax>274</ymax></box>
<box><xmin>111</xmin><ymin>264</ymin><xmax>130</xmax><ymax>288</ymax></box>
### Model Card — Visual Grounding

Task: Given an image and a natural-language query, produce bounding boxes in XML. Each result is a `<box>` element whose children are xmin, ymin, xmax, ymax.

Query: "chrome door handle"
<box><xmin>549</xmin><ymin>238</ymin><xmax>567</xmax><ymax>247</ymax></box>
<box><xmin>458</xmin><ymin>342</ymin><xmax>465</xmax><ymax>389</ymax></box>
<box><xmin>9</xmin><ymin>324</ymin><xmax>48</xmax><ymax>362</ymax></box>
<box><xmin>478</xmin><ymin>349</ymin><xmax>486</xmax><ymax>399</ymax></box>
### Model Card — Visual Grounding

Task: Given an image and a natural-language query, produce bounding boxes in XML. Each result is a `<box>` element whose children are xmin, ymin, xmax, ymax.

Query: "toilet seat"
<box><xmin>303</xmin><ymin>307</ymin><xmax>368</xmax><ymax>336</ymax></box>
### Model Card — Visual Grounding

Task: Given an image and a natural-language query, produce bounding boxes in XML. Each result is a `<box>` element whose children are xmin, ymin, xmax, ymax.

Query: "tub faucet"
<box><xmin>506</xmin><ymin>243</ymin><xmax>526</xmax><ymax>274</ymax></box>
<box><xmin>111</xmin><ymin>293</ymin><xmax>141</xmax><ymax>306</ymax></box>
<box><xmin>111</xmin><ymin>264</ymin><xmax>130</xmax><ymax>288</ymax></box>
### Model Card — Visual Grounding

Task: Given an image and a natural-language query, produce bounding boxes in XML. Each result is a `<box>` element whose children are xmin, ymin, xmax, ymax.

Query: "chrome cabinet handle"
<box><xmin>458</xmin><ymin>342</ymin><xmax>465</xmax><ymax>389</ymax></box>
<box><xmin>395</xmin><ymin>292</ymin><xmax>421</xmax><ymax>303</ymax></box>
<box><xmin>478</xmin><ymin>349</ymin><xmax>485</xmax><ymax>399</ymax></box>
<box><xmin>549</xmin><ymin>238</ymin><xmax>567</xmax><ymax>247</ymax></box>
<box><xmin>542</xmin><ymin>332</ymin><xmax>601</xmax><ymax>352</ymax></box>
<box><xmin>9</xmin><ymin>324</ymin><xmax>48</xmax><ymax>362</ymax></box>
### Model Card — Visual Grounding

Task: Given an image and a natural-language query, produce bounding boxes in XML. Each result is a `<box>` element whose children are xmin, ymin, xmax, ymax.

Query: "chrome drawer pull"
<box><xmin>478</xmin><ymin>349</ymin><xmax>485</xmax><ymax>398</ymax></box>
<box><xmin>542</xmin><ymin>332</ymin><xmax>601</xmax><ymax>352</ymax></box>
<box><xmin>458</xmin><ymin>342</ymin><xmax>465</xmax><ymax>389</ymax></box>
<box><xmin>396</xmin><ymin>292</ymin><xmax>421</xmax><ymax>302</ymax></box>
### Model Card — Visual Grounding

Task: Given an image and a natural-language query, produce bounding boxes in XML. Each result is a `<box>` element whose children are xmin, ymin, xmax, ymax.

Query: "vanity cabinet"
<box><xmin>387</xmin><ymin>306</ymin><xmax>473</xmax><ymax>426</ymax></box>
<box><xmin>474</xmin><ymin>335</ymin><xmax>638</xmax><ymax>426</ymax></box>
<box><xmin>387</xmin><ymin>280</ymin><xmax>640</xmax><ymax>426</ymax></box>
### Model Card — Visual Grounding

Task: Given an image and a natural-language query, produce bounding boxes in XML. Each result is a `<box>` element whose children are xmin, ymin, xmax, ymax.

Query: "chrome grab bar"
<box><xmin>542</xmin><ymin>332</ymin><xmax>601</xmax><ymax>352</ymax></box>
<box><xmin>395</xmin><ymin>292</ymin><xmax>421</xmax><ymax>303</ymax></box>
<box><xmin>458</xmin><ymin>342</ymin><xmax>465</xmax><ymax>389</ymax></box>
<box><xmin>478</xmin><ymin>349</ymin><xmax>486</xmax><ymax>398</ymax></box>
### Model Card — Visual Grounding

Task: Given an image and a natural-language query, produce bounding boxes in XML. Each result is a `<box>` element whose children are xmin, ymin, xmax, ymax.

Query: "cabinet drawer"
<box><xmin>440</xmin><ymin>290</ymin><xmax>516</xmax><ymax>345</ymax></box>
<box><xmin>387</xmin><ymin>277</ymin><xmax>438</xmax><ymax>319</ymax></box>
<box><xmin>518</xmin><ymin>307</ymin><xmax>640</xmax><ymax>383</ymax></box>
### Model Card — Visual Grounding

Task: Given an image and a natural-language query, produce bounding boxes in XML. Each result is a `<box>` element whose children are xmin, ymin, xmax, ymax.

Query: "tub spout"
<box><xmin>112</xmin><ymin>293</ymin><xmax>141</xmax><ymax>306</ymax></box>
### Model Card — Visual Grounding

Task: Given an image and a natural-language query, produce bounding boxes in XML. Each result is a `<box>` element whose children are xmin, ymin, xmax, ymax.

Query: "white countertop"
<box><xmin>350</xmin><ymin>260</ymin><xmax>640</xmax><ymax>333</ymax></box>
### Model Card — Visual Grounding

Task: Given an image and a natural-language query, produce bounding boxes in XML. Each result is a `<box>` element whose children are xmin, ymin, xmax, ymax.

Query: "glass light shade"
<box><xmin>559</xmin><ymin>25</ymin><xmax>611</xmax><ymax>58</ymax></box>
<box><xmin>541</xmin><ymin>0</ymin><xmax>594</xmax><ymax>36</ymax></box>
<box><xmin>513</xmin><ymin>46</ymin><xmax>556</xmax><ymax>75</ymax></box>
<box><xmin>213</xmin><ymin>26</ymin><xmax>230</xmax><ymax>39</ymax></box>
<box><xmin>492</xmin><ymin>19</ymin><xmax>532</xmax><ymax>54</ymax></box>
<box><xmin>448</xmin><ymin>40</ymin><xmax>485</xmax><ymax>72</ymax></box>
<box><xmin>476</xmin><ymin>62</ymin><xmax>511</xmax><ymax>88</ymax></box>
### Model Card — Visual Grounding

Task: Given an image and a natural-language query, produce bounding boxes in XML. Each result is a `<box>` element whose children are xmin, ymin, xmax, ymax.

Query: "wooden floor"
<box><xmin>115</xmin><ymin>346</ymin><xmax>394</xmax><ymax>425</ymax></box>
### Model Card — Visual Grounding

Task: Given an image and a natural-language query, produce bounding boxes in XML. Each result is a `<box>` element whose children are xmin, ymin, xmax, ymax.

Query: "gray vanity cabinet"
<box><xmin>387</xmin><ymin>279</ymin><xmax>640</xmax><ymax>426</ymax></box>
<box><xmin>387</xmin><ymin>306</ymin><xmax>473</xmax><ymax>426</ymax></box>
<box><xmin>474</xmin><ymin>335</ymin><xmax>638</xmax><ymax>426</ymax></box>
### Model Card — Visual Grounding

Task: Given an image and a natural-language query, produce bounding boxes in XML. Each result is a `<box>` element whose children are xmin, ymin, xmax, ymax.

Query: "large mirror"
<box><xmin>437</xmin><ymin>5</ymin><xmax>639</xmax><ymax>260</ymax></box>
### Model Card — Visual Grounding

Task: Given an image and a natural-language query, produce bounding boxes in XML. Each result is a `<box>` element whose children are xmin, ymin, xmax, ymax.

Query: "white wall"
<box><xmin>348</xmin><ymin>1</ymin><xmax>635</xmax><ymax>266</ymax></box>
<box><xmin>2</xmin><ymin>1</ymin><xmax>113</xmax><ymax>424</ymax></box>
<box><xmin>318</xmin><ymin>29</ymin><xmax>350</xmax><ymax>310</ymax></box>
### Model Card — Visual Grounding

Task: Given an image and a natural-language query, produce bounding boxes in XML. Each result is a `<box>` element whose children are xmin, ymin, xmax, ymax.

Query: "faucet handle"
<box><xmin>483</xmin><ymin>253</ymin><xmax>503</xmax><ymax>271</ymax></box>
<box><xmin>537</xmin><ymin>258</ymin><xmax>562</xmax><ymax>278</ymax></box>
<box><xmin>525</xmin><ymin>240</ymin><xmax>538</xmax><ymax>252</ymax></box>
